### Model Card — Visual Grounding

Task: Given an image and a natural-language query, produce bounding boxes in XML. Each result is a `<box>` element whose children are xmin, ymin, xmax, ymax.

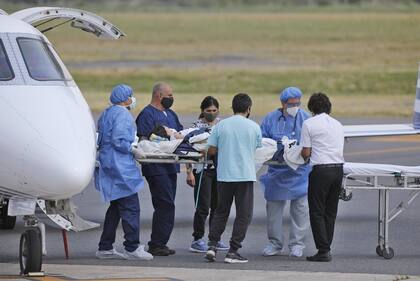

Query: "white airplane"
<box><xmin>0</xmin><ymin>7</ymin><xmax>124</xmax><ymax>275</ymax></box>
<box><xmin>1</xmin><ymin>4</ymin><xmax>420</xmax><ymax>276</ymax></box>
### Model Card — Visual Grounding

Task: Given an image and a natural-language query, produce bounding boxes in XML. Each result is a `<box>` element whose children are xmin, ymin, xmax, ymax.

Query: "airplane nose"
<box><xmin>13</xmin><ymin>87</ymin><xmax>97</xmax><ymax>200</ymax></box>
<box><xmin>23</xmin><ymin>124</ymin><xmax>96</xmax><ymax>200</ymax></box>
<box><xmin>0</xmin><ymin>86</ymin><xmax>97</xmax><ymax>200</ymax></box>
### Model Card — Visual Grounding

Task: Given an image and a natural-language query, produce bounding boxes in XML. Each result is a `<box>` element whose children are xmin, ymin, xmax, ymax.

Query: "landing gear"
<box><xmin>19</xmin><ymin>228</ymin><xmax>42</xmax><ymax>275</ymax></box>
<box><xmin>0</xmin><ymin>199</ymin><xmax>16</xmax><ymax>229</ymax></box>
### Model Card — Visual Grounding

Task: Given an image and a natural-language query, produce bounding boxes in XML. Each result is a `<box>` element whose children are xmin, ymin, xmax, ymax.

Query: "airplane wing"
<box><xmin>10</xmin><ymin>7</ymin><xmax>124</xmax><ymax>39</ymax></box>
<box><xmin>344</xmin><ymin>124</ymin><xmax>420</xmax><ymax>138</ymax></box>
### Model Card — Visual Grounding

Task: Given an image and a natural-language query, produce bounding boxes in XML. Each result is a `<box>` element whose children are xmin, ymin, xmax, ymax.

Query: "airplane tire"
<box><xmin>0</xmin><ymin>203</ymin><xmax>16</xmax><ymax>229</ymax></box>
<box><xmin>19</xmin><ymin>228</ymin><xmax>42</xmax><ymax>275</ymax></box>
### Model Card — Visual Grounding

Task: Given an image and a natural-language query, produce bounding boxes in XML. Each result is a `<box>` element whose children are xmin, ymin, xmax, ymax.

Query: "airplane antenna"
<box><xmin>40</xmin><ymin>18</ymin><xmax>75</xmax><ymax>34</ymax></box>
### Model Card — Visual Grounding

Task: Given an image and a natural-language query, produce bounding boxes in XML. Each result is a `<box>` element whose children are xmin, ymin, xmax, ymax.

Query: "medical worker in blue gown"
<box><xmin>260</xmin><ymin>87</ymin><xmax>311</xmax><ymax>258</ymax></box>
<box><xmin>95</xmin><ymin>84</ymin><xmax>153</xmax><ymax>261</ymax></box>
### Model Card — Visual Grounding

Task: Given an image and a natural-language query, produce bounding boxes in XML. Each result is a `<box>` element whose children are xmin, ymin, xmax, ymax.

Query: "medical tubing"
<box><xmin>195</xmin><ymin>151</ymin><xmax>207</xmax><ymax>209</ymax></box>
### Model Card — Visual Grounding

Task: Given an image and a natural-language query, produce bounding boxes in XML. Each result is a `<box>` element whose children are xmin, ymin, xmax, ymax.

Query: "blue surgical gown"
<box><xmin>259</xmin><ymin>109</ymin><xmax>311</xmax><ymax>201</ymax></box>
<box><xmin>95</xmin><ymin>105</ymin><xmax>144</xmax><ymax>202</ymax></box>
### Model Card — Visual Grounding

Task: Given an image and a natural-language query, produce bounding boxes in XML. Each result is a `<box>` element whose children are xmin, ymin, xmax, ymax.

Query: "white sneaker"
<box><xmin>95</xmin><ymin>248</ymin><xmax>125</xmax><ymax>259</ymax></box>
<box><xmin>289</xmin><ymin>246</ymin><xmax>303</xmax><ymax>257</ymax></box>
<box><xmin>262</xmin><ymin>244</ymin><xmax>283</xmax><ymax>256</ymax></box>
<box><xmin>123</xmin><ymin>245</ymin><xmax>153</xmax><ymax>260</ymax></box>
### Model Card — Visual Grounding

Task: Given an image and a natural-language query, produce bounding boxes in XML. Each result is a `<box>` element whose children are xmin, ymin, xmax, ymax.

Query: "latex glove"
<box><xmin>131</xmin><ymin>147</ymin><xmax>144</xmax><ymax>159</ymax></box>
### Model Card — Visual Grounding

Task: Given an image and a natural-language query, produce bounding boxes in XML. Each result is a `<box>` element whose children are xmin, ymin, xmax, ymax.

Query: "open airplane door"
<box><xmin>11</xmin><ymin>7</ymin><xmax>125</xmax><ymax>39</ymax></box>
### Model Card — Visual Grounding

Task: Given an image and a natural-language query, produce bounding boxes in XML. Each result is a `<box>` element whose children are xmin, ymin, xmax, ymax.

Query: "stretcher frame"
<box><xmin>342</xmin><ymin>172</ymin><xmax>420</xmax><ymax>259</ymax></box>
<box><xmin>136</xmin><ymin>153</ymin><xmax>284</xmax><ymax>166</ymax></box>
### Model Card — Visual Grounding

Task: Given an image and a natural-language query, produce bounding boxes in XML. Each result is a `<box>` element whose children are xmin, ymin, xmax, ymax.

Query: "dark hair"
<box><xmin>232</xmin><ymin>93</ymin><xmax>252</xmax><ymax>114</ymax></box>
<box><xmin>308</xmin><ymin>92</ymin><xmax>331</xmax><ymax>115</ymax></box>
<box><xmin>199</xmin><ymin>96</ymin><xmax>219</xmax><ymax>118</ymax></box>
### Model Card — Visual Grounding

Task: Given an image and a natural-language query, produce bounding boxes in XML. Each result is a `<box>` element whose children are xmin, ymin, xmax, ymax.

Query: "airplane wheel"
<box><xmin>19</xmin><ymin>228</ymin><xmax>42</xmax><ymax>275</ymax></box>
<box><xmin>376</xmin><ymin>245</ymin><xmax>383</xmax><ymax>257</ymax></box>
<box><xmin>382</xmin><ymin>247</ymin><xmax>394</xmax><ymax>260</ymax></box>
<box><xmin>0</xmin><ymin>201</ymin><xmax>16</xmax><ymax>229</ymax></box>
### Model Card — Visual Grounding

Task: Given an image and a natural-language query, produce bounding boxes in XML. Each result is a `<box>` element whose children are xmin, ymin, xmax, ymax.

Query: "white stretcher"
<box><xmin>342</xmin><ymin>162</ymin><xmax>420</xmax><ymax>259</ymax></box>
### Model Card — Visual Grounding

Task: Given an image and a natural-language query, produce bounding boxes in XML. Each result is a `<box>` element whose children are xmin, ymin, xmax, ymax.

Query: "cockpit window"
<box><xmin>17</xmin><ymin>37</ymin><xmax>70</xmax><ymax>81</ymax></box>
<box><xmin>0</xmin><ymin>40</ymin><xmax>14</xmax><ymax>81</ymax></box>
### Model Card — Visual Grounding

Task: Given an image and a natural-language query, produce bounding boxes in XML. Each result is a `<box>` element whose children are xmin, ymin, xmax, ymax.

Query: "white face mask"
<box><xmin>128</xmin><ymin>96</ymin><xmax>137</xmax><ymax>110</ymax></box>
<box><xmin>286</xmin><ymin>106</ymin><xmax>299</xmax><ymax>117</ymax></box>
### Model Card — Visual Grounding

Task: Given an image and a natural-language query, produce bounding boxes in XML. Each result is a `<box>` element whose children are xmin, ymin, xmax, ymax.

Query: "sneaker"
<box><xmin>95</xmin><ymin>248</ymin><xmax>125</xmax><ymax>260</ymax></box>
<box><xmin>289</xmin><ymin>246</ymin><xmax>303</xmax><ymax>257</ymax></box>
<box><xmin>224</xmin><ymin>251</ymin><xmax>248</xmax><ymax>264</ymax></box>
<box><xmin>148</xmin><ymin>246</ymin><xmax>176</xmax><ymax>256</ymax></box>
<box><xmin>123</xmin><ymin>245</ymin><xmax>153</xmax><ymax>260</ymax></box>
<box><xmin>306</xmin><ymin>251</ymin><xmax>332</xmax><ymax>262</ymax></box>
<box><xmin>216</xmin><ymin>241</ymin><xmax>229</xmax><ymax>251</ymax></box>
<box><xmin>205</xmin><ymin>246</ymin><xmax>217</xmax><ymax>262</ymax></box>
<box><xmin>262</xmin><ymin>243</ymin><xmax>282</xmax><ymax>256</ymax></box>
<box><xmin>190</xmin><ymin>239</ymin><xmax>208</xmax><ymax>253</ymax></box>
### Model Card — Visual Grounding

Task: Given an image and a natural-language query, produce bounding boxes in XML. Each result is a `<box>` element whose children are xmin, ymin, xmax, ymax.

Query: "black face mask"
<box><xmin>246</xmin><ymin>113</ymin><xmax>250</xmax><ymax>118</ymax></box>
<box><xmin>203</xmin><ymin>112</ymin><xmax>218</xmax><ymax>122</ymax></box>
<box><xmin>161</xmin><ymin>97</ymin><xmax>174</xmax><ymax>109</ymax></box>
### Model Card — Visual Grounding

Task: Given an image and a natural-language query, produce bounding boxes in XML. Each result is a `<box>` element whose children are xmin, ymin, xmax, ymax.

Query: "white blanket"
<box><xmin>281</xmin><ymin>136</ymin><xmax>305</xmax><ymax>170</ymax></box>
<box><xmin>344</xmin><ymin>162</ymin><xmax>420</xmax><ymax>177</ymax></box>
<box><xmin>137</xmin><ymin>139</ymin><xmax>183</xmax><ymax>155</ymax></box>
<box><xmin>255</xmin><ymin>138</ymin><xmax>278</xmax><ymax>171</ymax></box>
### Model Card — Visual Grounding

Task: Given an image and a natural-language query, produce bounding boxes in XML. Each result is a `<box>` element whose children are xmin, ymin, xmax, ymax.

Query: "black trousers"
<box><xmin>308</xmin><ymin>165</ymin><xmax>343</xmax><ymax>253</ymax></box>
<box><xmin>146</xmin><ymin>173</ymin><xmax>177</xmax><ymax>249</ymax></box>
<box><xmin>208</xmin><ymin>181</ymin><xmax>254</xmax><ymax>252</ymax></box>
<box><xmin>192</xmin><ymin>169</ymin><xmax>218</xmax><ymax>241</ymax></box>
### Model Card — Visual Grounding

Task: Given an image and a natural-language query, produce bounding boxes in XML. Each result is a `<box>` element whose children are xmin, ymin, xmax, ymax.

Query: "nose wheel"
<box><xmin>19</xmin><ymin>228</ymin><xmax>42</xmax><ymax>275</ymax></box>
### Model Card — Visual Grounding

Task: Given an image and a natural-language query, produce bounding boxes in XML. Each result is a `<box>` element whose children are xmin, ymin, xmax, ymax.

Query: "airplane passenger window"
<box><xmin>17</xmin><ymin>38</ymin><xmax>66</xmax><ymax>81</ymax></box>
<box><xmin>0</xmin><ymin>40</ymin><xmax>14</xmax><ymax>81</ymax></box>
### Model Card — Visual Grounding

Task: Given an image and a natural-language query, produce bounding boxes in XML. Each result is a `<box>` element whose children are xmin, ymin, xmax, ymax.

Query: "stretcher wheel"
<box><xmin>19</xmin><ymin>228</ymin><xmax>42</xmax><ymax>275</ymax></box>
<box><xmin>382</xmin><ymin>247</ymin><xmax>394</xmax><ymax>260</ymax></box>
<box><xmin>376</xmin><ymin>245</ymin><xmax>383</xmax><ymax>257</ymax></box>
<box><xmin>339</xmin><ymin>189</ymin><xmax>353</xmax><ymax>201</ymax></box>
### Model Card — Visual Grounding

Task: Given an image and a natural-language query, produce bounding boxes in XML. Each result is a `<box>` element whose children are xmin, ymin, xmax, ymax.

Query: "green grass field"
<box><xmin>41</xmin><ymin>11</ymin><xmax>420</xmax><ymax>116</ymax></box>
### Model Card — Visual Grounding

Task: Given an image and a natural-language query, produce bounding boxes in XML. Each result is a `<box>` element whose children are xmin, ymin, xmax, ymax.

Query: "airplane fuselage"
<box><xmin>0</xmin><ymin>15</ymin><xmax>97</xmax><ymax>200</ymax></box>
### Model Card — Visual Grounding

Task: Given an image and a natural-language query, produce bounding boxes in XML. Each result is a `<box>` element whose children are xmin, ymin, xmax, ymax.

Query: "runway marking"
<box><xmin>0</xmin><ymin>276</ymin><xmax>176</xmax><ymax>281</ymax></box>
<box><xmin>345</xmin><ymin>145</ymin><xmax>420</xmax><ymax>156</ymax></box>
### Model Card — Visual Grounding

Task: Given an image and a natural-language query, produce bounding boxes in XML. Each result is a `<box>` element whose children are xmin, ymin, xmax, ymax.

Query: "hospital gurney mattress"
<box><xmin>344</xmin><ymin>162</ymin><xmax>420</xmax><ymax>177</ymax></box>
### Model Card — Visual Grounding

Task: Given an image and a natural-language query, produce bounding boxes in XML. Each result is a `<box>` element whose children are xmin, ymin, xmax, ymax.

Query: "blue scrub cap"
<box><xmin>280</xmin><ymin>87</ymin><xmax>302</xmax><ymax>103</ymax></box>
<box><xmin>110</xmin><ymin>84</ymin><xmax>133</xmax><ymax>104</ymax></box>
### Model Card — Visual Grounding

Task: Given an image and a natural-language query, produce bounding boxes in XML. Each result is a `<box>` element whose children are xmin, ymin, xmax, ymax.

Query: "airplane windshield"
<box><xmin>17</xmin><ymin>37</ymin><xmax>70</xmax><ymax>81</ymax></box>
<box><xmin>0</xmin><ymin>40</ymin><xmax>14</xmax><ymax>81</ymax></box>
